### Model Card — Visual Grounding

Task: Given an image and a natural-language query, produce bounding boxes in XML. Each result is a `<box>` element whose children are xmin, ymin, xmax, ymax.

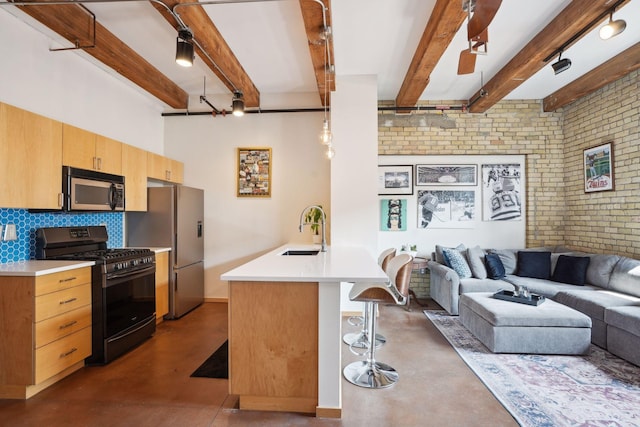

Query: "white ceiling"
<box><xmin>5</xmin><ymin>0</ymin><xmax>640</xmax><ymax>111</ymax></box>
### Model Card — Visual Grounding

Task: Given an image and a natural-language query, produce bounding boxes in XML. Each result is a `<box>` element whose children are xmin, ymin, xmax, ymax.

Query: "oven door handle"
<box><xmin>107</xmin><ymin>265</ymin><xmax>156</xmax><ymax>281</ymax></box>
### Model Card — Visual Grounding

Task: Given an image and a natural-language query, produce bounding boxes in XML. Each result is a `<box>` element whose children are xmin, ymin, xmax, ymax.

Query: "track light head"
<box><xmin>175</xmin><ymin>28</ymin><xmax>194</xmax><ymax>67</ymax></box>
<box><xmin>552</xmin><ymin>52</ymin><xmax>571</xmax><ymax>75</ymax></box>
<box><xmin>232</xmin><ymin>91</ymin><xmax>245</xmax><ymax>117</ymax></box>
<box><xmin>599</xmin><ymin>13</ymin><xmax>626</xmax><ymax>40</ymax></box>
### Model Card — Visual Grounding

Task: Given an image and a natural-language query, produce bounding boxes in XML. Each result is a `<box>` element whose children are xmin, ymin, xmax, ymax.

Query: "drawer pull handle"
<box><xmin>59</xmin><ymin>320</ymin><xmax>78</xmax><ymax>330</ymax></box>
<box><xmin>59</xmin><ymin>276</ymin><xmax>77</xmax><ymax>283</ymax></box>
<box><xmin>59</xmin><ymin>297</ymin><xmax>77</xmax><ymax>305</ymax></box>
<box><xmin>60</xmin><ymin>347</ymin><xmax>78</xmax><ymax>358</ymax></box>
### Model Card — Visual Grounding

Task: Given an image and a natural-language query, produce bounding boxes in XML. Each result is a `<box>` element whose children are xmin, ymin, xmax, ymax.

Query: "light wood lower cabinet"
<box><xmin>0</xmin><ymin>267</ymin><xmax>93</xmax><ymax>399</ymax></box>
<box><xmin>155</xmin><ymin>251</ymin><xmax>170</xmax><ymax>322</ymax></box>
<box><xmin>228</xmin><ymin>281</ymin><xmax>319</xmax><ymax>414</ymax></box>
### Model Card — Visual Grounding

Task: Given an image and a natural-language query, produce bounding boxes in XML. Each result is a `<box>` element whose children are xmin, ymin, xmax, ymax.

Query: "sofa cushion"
<box><xmin>605</xmin><ymin>306</ymin><xmax>640</xmax><ymax>337</ymax></box>
<box><xmin>487</xmin><ymin>249</ymin><xmax>518</xmax><ymax>274</ymax></box>
<box><xmin>466</xmin><ymin>246</ymin><xmax>487</xmax><ymax>279</ymax></box>
<box><xmin>552</xmin><ymin>255</ymin><xmax>590</xmax><ymax>285</ymax></box>
<box><xmin>442</xmin><ymin>248</ymin><xmax>472</xmax><ymax>278</ymax></box>
<box><xmin>586</xmin><ymin>254</ymin><xmax>620</xmax><ymax>288</ymax></box>
<box><xmin>435</xmin><ymin>244</ymin><xmax>465</xmax><ymax>265</ymax></box>
<box><xmin>554</xmin><ymin>290</ymin><xmax>640</xmax><ymax>321</ymax></box>
<box><xmin>608</xmin><ymin>257</ymin><xmax>640</xmax><ymax>298</ymax></box>
<box><xmin>459</xmin><ymin>277</ymin><xmax>512</xmax><ymax>294</ymax></box>
<box><xmin>485</xmin><ymin>253</ymin><xmax>506</xmax><ymax>279</ymax></box>
<box><xmin>517</xmin><ymin>251</ymin><xmax>551</xmax><ymax>279</ymax></box>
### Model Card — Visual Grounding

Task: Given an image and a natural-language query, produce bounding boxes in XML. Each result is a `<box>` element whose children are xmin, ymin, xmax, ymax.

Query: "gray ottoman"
<box><xmin>459</xmin><ymin>292</ymin><xmax>592</xmax><ymax>354</ymax></box>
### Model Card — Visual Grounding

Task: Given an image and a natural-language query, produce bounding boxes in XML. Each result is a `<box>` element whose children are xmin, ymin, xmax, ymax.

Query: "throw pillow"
<box><xmin>466</xmin><ymin>246</ymin><xmax>487</xmax><ymax>279</ymax></box>
<box><xmin>487</xmin><ymin>249</ymin><xmax>518</xmax><ymax>274</ymax></box>
<box><xmin>485</xmin><ymin>253</ymin><xmax>506</xmax><ymax>279</ymax></box>
<box><xmin>552</xmin><ymin>255</ymin><xmax>591</xmax><ymax>285</ymax></box>
<box><xmin>442</xmin><ymin>248</ymin><xmax>472</xmax><ymax>279</ymax></box>
<box><xmin>516</xmin><ymin>251</ymin><xmax>551</xmax><ymax>279</ymax></box>
<box><xmin>435</xmin><ymin>244</ymin><xmax>466</xmax><ymax>265</ymax></box>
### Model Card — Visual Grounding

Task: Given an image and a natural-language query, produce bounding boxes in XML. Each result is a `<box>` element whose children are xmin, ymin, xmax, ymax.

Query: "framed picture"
<box><xmin>417</xmin><ymin>189</ymin><xmax>476</xmax><ymax>229</ymax></box>
<box><xmin>237</xmin><ymin>147</ymin><xmax>272</xmax><ymax>197</ymax></box>
<box><xmin>380</xmin><ymin>198</ymin><xmax>407</xmax><ymax>231</ymax></box>
<box><xmin>378</xmin><ymin>165</ymin><xmax>413</xmax><ymax>195</ymax></box>
<box><xmin>481</xmin><ymin>164</ymin><xmax>522</xmax><ymax>221</ymax></box>
<box><xmin>584</xmin><ymin>142</ymin><xmax>614</xmax><ymax>193</ymax></box>
<box><xmin>416</xmin><ymin>164</ymin><xmax>477</xmax><ymax>186</ymax></box>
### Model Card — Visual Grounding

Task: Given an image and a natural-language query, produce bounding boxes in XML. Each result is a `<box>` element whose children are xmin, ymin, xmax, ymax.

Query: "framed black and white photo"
<box><xmin>584</xmin><ymin>142</ymin><xmax>614</xmax><ymax>193</ymax></box>
<box><xmin>481</xmin><ymin>164</ymin><xmax>522</xmax><ymax>221</ymax></box>
<box><xmin>416</xmin><ymin>164</ymin><xmax>477</xmax><ymax>186</ymax></box>
<box><xmin>378</xmin><ymin>165</ymin><xmax>413</xmax><ymax>195</ymax></box>
<box><xmin>417</xmin><ymin>189</ymin><xmax>476</xmax><ymax>229</ymax></box>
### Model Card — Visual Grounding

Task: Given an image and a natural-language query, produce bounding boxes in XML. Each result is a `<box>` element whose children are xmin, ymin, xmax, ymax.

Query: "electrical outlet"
<box><xmin>0</xmin><ymin>225</ymin><xmax>3</xmax><ymax>240</ymax></box>
<box><xmin>3</xmin><ymin>224</ymin><xmax>17</xmax><ymax>241</ymax></box>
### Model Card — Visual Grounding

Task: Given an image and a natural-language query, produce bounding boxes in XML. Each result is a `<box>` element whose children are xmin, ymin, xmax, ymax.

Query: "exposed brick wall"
<box><xmin>378</xmin><ymin>71</ymin><xmax>640</xmax><ymax>297</ymax></box>
<box><xmin>562</xmin><ymin>70</ymin><xmax>640</xmax><ymax>259</ymax></box>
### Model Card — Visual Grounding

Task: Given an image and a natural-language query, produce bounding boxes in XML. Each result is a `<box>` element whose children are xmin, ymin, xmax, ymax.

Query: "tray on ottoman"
<box><xmin>493</xmin><ymin>290</ymin><xmax>545</xmax><ymax>306</ymax></box>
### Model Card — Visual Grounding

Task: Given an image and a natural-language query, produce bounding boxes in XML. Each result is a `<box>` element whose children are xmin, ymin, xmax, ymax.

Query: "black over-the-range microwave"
<box><xmin>62</xmin><ymin>166</ymin><xmax>125</xmax><ymax>211</ymax></box>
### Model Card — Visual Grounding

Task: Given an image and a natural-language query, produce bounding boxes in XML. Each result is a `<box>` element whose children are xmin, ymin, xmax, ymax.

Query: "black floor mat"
<box><xmin>190</xmin><ymin>340</ymin><xmax>228</xmax><ymax>379</ymax></box>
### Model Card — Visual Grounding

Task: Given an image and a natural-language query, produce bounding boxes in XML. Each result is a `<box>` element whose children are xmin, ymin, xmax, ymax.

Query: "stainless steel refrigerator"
<box><xmin>127</xmin><ymin>186</ymin><xmax>204</xmax><ymax>319</ymax></box>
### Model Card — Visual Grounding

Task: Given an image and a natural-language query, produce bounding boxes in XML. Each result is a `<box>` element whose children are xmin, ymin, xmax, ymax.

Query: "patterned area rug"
<box><xmin>424</xmin><ymin>310</ymin><xmax>640</xmax><ymax>427</ymax></box>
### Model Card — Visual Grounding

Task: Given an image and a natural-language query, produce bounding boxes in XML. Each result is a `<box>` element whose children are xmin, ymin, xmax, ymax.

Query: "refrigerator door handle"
<box><xmin>197</xmin><ymin>221</ymin><xmax>203</xmax><ymax>238</ymax></box>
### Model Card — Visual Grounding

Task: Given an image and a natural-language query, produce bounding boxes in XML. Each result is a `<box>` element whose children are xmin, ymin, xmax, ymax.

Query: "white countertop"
<box><xmin>0</xmin><ymin>260</ymin><xmax>96</xmax><ymax>277</ymax></box>
<box><xmin>220</xmin><ymin>244</ymin><xmax>388</xmax><ymax>283</ymax></box>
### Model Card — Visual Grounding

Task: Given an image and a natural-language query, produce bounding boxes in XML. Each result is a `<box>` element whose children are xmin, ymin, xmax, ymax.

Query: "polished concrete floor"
<box><xmin>0</xmin><ymin>299</ymin><xmax>517</xmax><ymax>426</ymax></box>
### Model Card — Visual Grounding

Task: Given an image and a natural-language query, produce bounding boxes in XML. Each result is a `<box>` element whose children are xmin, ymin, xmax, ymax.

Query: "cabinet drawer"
<box><xmin>35</xmin><ymin>284</ymin><xmax>91</xmax><ymax>321</ymax></box>
<box><xmin>35</xmin><ymin>304</ymin><xmax>92</xmax><ymax>349</ymax></box>
<box><xmin>35</xmin><ymin>268</ymin><xmax>92</xmax><ymax>296</ymax></box>
<box><xmin>35</xmin><ymin>326</ymin><xmax>91</xmax><ymax>384</ymax></box>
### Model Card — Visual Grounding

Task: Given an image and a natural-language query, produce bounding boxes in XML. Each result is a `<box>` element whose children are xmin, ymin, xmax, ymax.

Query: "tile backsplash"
<box><xmin>0</xmin><ymin>209</ymin><xmax>123</xmax><ymax>263</ymax></box>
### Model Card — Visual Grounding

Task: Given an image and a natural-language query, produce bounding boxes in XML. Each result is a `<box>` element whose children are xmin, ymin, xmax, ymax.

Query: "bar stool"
<box><xmin>343</xmin><ymin>248</ymin><xmax>396</xmax><ymax>349</ymax></box>
<box><xmin>343</xmin><ymin>254</ymin><xmax>413</xmax><ymax>389</ymax></box>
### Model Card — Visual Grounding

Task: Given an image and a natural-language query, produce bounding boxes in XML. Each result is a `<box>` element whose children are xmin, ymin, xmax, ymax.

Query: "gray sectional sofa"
<box><xmin>427</xmin><ymin>245</ymin><xmax>640</xmax><ymax>366</ymax></box>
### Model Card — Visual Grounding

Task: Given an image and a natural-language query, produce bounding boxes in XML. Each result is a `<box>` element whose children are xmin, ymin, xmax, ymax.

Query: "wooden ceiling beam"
<box><xmin>152</xmin><ymin>0</ymin><xmax>260</xmax><ymax>108</ymax></box>
<box><xmin>17</xmin><ymin>3</ymin><xmax>189</xmax><ymax>109</ymax></box>
<box><xmin>395</xmin><ymin>0</ymin><xmax>466</xmax><ymax>107</ymax></box>
<box><xmin>299</xmin><ymin>0</ymin><xmax>334</xmax><ymax>107</ymax></box>
<box><xmin>468</xmin><ymin>0</ymin><xmax>632</xmax><ymax>113</ymax></box>
<box><xmin>543</xmin><ymin>42</ymin><xmax>640</xmax><ymax>112</ymax></box>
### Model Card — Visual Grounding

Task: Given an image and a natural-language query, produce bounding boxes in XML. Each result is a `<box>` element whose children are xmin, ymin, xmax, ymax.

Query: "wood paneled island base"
<box><xmin>228</xmin><ymin>280</ymin><xmax>319</xmax><ymax>415</ymax></box>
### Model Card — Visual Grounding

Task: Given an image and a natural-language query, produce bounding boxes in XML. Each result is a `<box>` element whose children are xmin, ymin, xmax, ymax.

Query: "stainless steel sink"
<box><xmin>280</xmin><ymin>250</ymin><xmax>320</xmax><ymax>256</ymax></box>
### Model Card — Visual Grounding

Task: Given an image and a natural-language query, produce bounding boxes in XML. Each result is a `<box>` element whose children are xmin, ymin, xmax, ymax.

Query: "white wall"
<box><xmin>330</xmin><ymin>75</ymin><xmax>380</xmax><ymax>312</ymax></box>
<box><xmin>163</xmin><ymin>112</ymin><xmax>331</xmax><ymax>299</ymax></box>
<box><xmin>378</xmin><ymin>155</ymin><xmax>527</xmax><ymax>257</ymax></box>
<box><xmin>0</xmin><ymin>9</ymin><xmax>164</xmax><ymax>152</ymax></box>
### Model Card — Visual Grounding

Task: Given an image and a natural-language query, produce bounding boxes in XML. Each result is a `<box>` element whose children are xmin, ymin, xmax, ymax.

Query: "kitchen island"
<box><xmin>220</xmin><ymin>244</ymin><xmax>388</xmax><ymax>418</ymax></box>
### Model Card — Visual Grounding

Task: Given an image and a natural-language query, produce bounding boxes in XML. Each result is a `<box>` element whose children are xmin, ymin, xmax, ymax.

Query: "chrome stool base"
<box><xmin>343</xmin><ymin>360</ymin><xmax>398</xmax><ymax>389</ymax></box>
<box><xmin>342</xmin><ymin>331</ymin><xmax>386</xmax><ymax>349</ymax></box>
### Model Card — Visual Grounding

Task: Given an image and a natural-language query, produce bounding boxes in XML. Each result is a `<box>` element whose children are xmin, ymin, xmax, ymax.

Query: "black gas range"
<box><xmin>36</xmin><ymin>226</ymin><xmax>156</xmax><ymax>365</ymax></box>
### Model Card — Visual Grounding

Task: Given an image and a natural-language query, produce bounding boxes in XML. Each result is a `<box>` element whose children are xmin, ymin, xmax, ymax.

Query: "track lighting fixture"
<box><xmin>175</xmin><ymin>28</ymin><xmax>194</xmax><ymax>67</ymax></box>
<box><xmin>599</xmin><ymin>12</ymin><xmax>626</xmax><ymax>40</ymax></box>
<box><xmin>552</xmin><ymin>52</ymin><xmax>571</xmax><ymax>75</ymax></box>
<box><xmin>232</xmin><ymin>91</ymin><xmax>245</xmax><ymax>117</ymax></box>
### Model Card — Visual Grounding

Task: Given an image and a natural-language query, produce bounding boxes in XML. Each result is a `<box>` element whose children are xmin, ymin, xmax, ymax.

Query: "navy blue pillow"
<box><xmin>485</xmin><ymin>253</ymin><xmax>506</xmax><ymax>279</ymax></box>
<box><xmin>517</xmin><ymin>251</ymin><xmax>551</xmax><ymax>279</ymax></box>
<box><xmin>552</xmin><ymin>255</ymin><xmax>591</xmax><ymax>285</ymax></box>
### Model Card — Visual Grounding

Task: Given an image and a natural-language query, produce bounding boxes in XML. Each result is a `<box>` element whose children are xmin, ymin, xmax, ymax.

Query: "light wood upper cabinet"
<box><xmin>63</xmin><ymin>124</ymin><xmax>122</xmax><ymax>175</ymax></box>
<box><xmin>147</xmin><ymin>151</ymin><xmax>183</xmax><ymax>184</ymax></box>
<box><xmin>0</xmin><ymin>103</ymin><xmax>63</xmax><ymax>209</ymax></box>
<box><xmin>121</xmin><ymin>144</ymin><xmax>148</xmax><ymax>211</ymax></box>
